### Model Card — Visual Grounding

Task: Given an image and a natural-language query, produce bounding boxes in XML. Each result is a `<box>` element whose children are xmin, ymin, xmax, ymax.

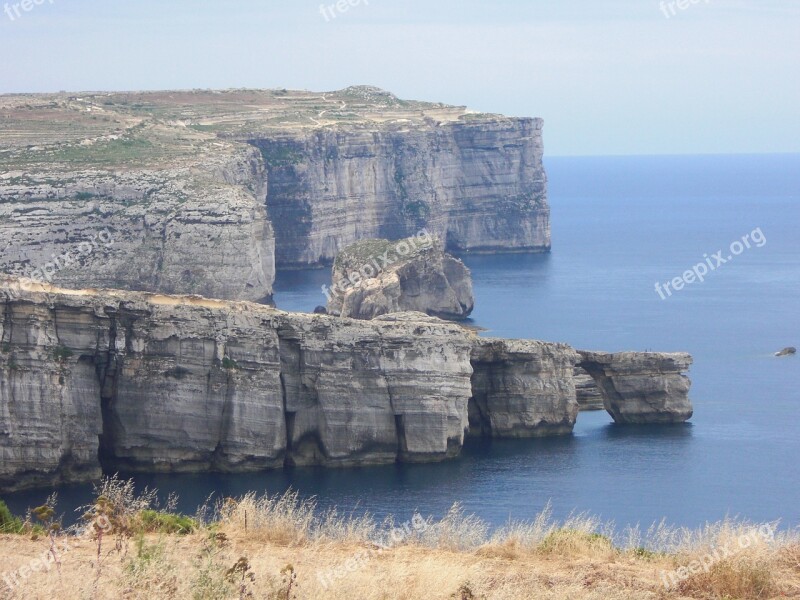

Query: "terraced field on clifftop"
<box><xmin>0</xmin><ymin>86</ymin><xmax>480</xmax><ymax>174</ymax></box>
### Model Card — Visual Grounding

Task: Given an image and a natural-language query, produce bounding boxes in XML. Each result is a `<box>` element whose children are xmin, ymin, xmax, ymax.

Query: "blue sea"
<box><xmin>6</xmin><ymin>154</ymin><xmax>800</xmax><ymax>531</ymax></box>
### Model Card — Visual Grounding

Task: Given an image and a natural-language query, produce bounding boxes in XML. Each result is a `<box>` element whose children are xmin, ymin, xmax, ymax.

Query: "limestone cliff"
<box><xmin>0</xmin><ymin>278</ymin><xmax>476</xmax><ymax>491</ymax></box>
<box><xmin>252</xmin><ymin>114</ymin><xmax>550</xmax><ymax>268</ymax></box>
<box><xmin>277</xmin><ymin>312</ymin><xmax>473</xmax><ymax>466</ymax></box>
<box><xmin>469</xmin><ymin>339</ymin><xmax>580</xmax><ymax>438</ymax></box>
<box><xmin>0</xmin><ymin>277</ymin><xmax>693</xmax><ymax>493</ymax></box>
<box><xmin>578</xmin><ymin>351</ymin><xmax>694</xmax><ymax>424</ymax></box>
<box><xmin>326</xmin><ymin>236</ymin><xmax>475</xmax><ymax>320</ymax></box>
<box><xmin>1</xmin><ymin>88</ymin><xmax>549</xmax><ymax>300</ymax></box>
<box><xmin>0</xmin><ymin>109</ymin><xmax>276</xmax><ymax>302</ymax></box>
<box><xmin>574</xmin><ymin>367</ymin><xmax>605</xmax><ymax>411</ymax></box>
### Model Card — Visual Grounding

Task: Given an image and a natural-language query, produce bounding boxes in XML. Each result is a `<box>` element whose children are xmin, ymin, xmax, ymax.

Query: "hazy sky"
<box><xmin>1</xmin><ymin>0</ymin><xmax>798</xmax><ymax>156</ymax></box>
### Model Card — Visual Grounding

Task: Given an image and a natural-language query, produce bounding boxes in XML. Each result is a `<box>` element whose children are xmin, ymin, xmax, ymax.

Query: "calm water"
<box><xmin>6</xmin><ymin>154</ymin><xmax>800</xmax><ymax>530</ymax></box>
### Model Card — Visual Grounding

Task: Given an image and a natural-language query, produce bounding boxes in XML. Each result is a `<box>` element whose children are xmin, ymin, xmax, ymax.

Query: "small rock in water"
<box><xmin>313</xmin><ymin>306</ymin><xmax>328</xmax><ymax>315</ymax></box>
<box><xmin>775</xmin><ymin>347</ymin><xmax>796</xmax><ymax>357</ymax></box>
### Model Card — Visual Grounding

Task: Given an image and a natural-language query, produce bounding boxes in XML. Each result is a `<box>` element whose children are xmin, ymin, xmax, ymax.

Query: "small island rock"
<box><xmin>326</xmin><ymin>234</ymin><xmax>474</xmax><ymax>321</ymax></box>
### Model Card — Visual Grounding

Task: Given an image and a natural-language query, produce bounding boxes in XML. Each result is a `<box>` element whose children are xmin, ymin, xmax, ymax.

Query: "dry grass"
<box><xmin>1</xmin><ymin>481</ymin><xmax>798</xmax><ymax>600</ymax></box>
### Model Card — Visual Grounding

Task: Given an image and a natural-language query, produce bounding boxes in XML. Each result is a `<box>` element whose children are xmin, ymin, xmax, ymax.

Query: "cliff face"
<box><xmin>470</xmin><ymin>339</ymin><xmax>580</xmax><ymax>438</ymax></box>
<box><xmin>253</xmin><ymin>117</ymin><xmax>549</xmax><ymax>268</ymax></box>
<box><xmin>1</xmin><ymin>89</ymin><xmax>548</xmax><ymax>299</ymax></box>
<box><xmin>574</xmin><ymin>367</ymin><xmax>605</xmax><ymax>411</ymax></box>
<box><xmin>98</xmin><ymin>299</ymin><xmax>287</xmax><ymax>474</ymax></box>
<box><xmin>277</xmin><ymin>312</ymin><xmax>473</xmax><ymax>466</ymax></box>
<box><xmin>0</xmin><ymin>135</ymin><xmax>275</xmax><ymax>303</ymax></box>
<box><xmin>0</xmin><ymin>278</ymin><xmax>693</xmax><ymax>493</ymax></box>
<box><xmin>0</xmin><ymin>278</ymin><xmax>476</xmax><ymax>490</ymax></box>
<box><xmin>326</xmin><ymin>236</ymin><xmax>475</xmax><ymax>320</ymax></box>
<box><xmin>0</xmin><ymin>296</ymin><xmax>104</xmax><ymax>491</ymax></box>
<box><xmin>578</xmin><ymin>351</ymin><xmax>694</xmax><ymax>424</ymax></box>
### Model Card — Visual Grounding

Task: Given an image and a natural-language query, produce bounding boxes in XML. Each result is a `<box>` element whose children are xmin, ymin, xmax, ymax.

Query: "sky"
<box><xmin>0</xmin><ymin>0</ymin><xmax>798</xmax><ymax>156</ymax></box>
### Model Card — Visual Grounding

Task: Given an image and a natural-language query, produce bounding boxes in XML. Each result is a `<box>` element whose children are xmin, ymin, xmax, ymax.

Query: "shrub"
<box><xmin>222</xmin><ymin>357</ymin><xmax>241</xmax><ymax>371</ymax></box>
<box><xmin>137</xmin><ymin>510</ymin><xmax>196</xmax><ymax>535</ymax></box>
<box><xmin>678</xmin><ymin>558</ymin><xmax>777</xmax><ymax>599</ymax></box>
<box><xmin>630</xmin><ymin>546</ymin><xmax>660</xmax><ymax>560</ymax></box>
<box><xmin>53</xmin><ymin>346</ymin><xmax>74</xmax><ymax>363</ymax></box>
<box><xmin>0</xmin><ymin>499</ymin><xmax>24</xmax><ymax>534</ymax></box>
<box><xmin>124</xmin><ymin>535</ymin><xmax>179</xmax><ymax>598</ymax></box>
<box><xmin>538</xmin><ymin>529</ymin><xmax>615</xmax><ymax>556</ymax></box>
<box><xmin>191</xmin><ymin>532</ymin><xmax>235</xmax><ymax>600</ymax></box>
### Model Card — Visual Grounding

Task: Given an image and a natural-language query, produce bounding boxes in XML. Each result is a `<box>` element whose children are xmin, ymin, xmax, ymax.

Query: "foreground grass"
<box><xmin>1</xmin><ymin>479</ymin><xmax>798</xmax><ymax>599</ymax></box>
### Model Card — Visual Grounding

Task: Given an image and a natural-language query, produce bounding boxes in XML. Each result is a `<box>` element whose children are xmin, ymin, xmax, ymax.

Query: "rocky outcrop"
<box><xmin>0</xmin><ymin>124</ymin><xmax>276</xmax><ymax>302</ymax></box>
<box><xmin>254</xmin><ymin>116</ymin><xmax>550</xmax><ymax>268</ymax></box>
<box><xmin>1</xmin><ymin>88</ymin><xmax>549</xmax><ymax>301</ymax></box>
<box><xmin>326</xmin><ymin>235</ymin><xmax>474</xmax><ymax>320</ymax></box>
<box><xmin>574</xmin><ymin>367</ymin><xmax>605</xmax><ymax>411</ymax></box>
<box><xmin>0</xmin><ymin>277</ymin><xmax>693</xmax><ymax>493</ymax></box>
<box><xmin>0</xmin><ymin>278</ymin><xmax>475</xmax><ymax>490</ymax></box>
<box><xmin>278</xmin><ymin>312</ymin><xmax>472</xmax><ymax>466</ymax></box>
<box><xmin>578</xmin><ymin>351</ymin><xmax>694</xmax><ymax>424</ymax></box>
<box><xmin>469</xmin><ymin>339</ymin><xmax>580</xmax><ymax>438</ymax></box>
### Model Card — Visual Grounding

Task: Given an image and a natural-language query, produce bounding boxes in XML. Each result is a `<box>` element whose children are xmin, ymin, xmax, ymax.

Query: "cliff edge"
<box><xmin>0</xmin><ymin>277</ymin><xmax>693</xmax><ymax>493</ymax></box>
<box><xmin>0</xmin><ymin>88</ymin><xmax>549</xmax><ymax>301</ymax></box>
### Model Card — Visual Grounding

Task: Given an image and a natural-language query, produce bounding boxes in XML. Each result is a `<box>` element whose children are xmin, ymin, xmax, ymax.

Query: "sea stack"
<box><xmin>325</xmin><ymin>235</ymin><xmax>475</xmax><ymax>321</ymax></box>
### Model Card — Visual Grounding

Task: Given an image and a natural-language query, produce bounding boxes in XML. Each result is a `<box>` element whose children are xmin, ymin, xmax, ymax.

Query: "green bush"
<box><xmin>53</xmin><ymin>346</ymin><xmax>74</xmax><ymax>363</ymax></box>
<box><xmin>631</xmin><ymin>546</ymin><xmax>660</xmax><ymax>560</ymax></box>
<box><xmin>538</xmin><ymin>529</ymin><xmax>614</xmax><ymax>554</ymax></box>
<box><xmin>0</xmin><ymin>499</ymin><xmax>25</xmax><ymax>534</ymax></box>
<box><xmin>221</xmin><ymin>357</ymin><xmax>240</xmax><ymax>371</ymax></box>
<box><xmin>137</xmin><ymin>510</ymin><xmax>196</xmax><ymax>535</ymax></box>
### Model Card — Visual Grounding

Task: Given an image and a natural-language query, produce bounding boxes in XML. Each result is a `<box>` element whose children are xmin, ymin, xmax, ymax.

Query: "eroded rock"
<box><xmin>469</xmin><ymin>339</ymin><xmax>580</xmax><ymax>437</ymax></box>
<box><xmin>0</xmin><ymin>277</ymin><xmax>695</xmax><ymax>493</ymax></box>
<box><xmin>1</xmin><ymin>89</ymin><xmax>549</xmax><ymax>301</ymax></box>
<box><xmin>574</xmin><ymin>366</ymin><xmax>605</xmax><ymax>411</ymax></box>
<box><xmin>326</xmin><ymin>236</ymin><xmax>474</xmax><ymax>320</ymax></box>
<box><xmin>578</xmin><ymin>351</ymin><xmax>694</xmax><ymax>424</ymax></box>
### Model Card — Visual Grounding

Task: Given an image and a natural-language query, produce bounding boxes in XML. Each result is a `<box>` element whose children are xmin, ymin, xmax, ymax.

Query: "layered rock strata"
<box><xmin>0</xmin><ymin>278</ymin><xmax>475</xmax><ymax>491</ymax></box>
<box><xmin>253</xmin><ymin>116</ymin><xmax>550</xmax><ymax>268</ymax></box>
<box><xmin>578</xmin><ymin>351</ymin><xmax>694</xmax><ymax>424</ymax></box>
<box><xmin>469</xmin><ymin>339</ymin><xmax>580</xmax><ymax>437</ymax></box>
<box><xmin>1</xmin><ymin>88</ymin><xmax>549</xmax><ymax>301</ymax></box>
<box><xmin>0</xmin><ymin>120</ymin><xmax>276</xmax><ymax>302</ymax></box>
<box><xmin>574</xmin><ymin>367</ymin><xmax>605</xmax><ymax>411</ymax></box>
<box><xmin>0</xmin><ymin>277</ymin><xmax>693</xmax><ymax>492</ymax></box>
<box><xmin>326</xmin><ymin>235</ymin><xmax>474</xmax><ymax>320</ymax></box>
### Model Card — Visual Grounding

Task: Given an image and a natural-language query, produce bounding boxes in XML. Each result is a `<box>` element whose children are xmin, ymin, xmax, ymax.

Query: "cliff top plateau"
<box><xmin>0</xmin><ymin>85</ymin><xmax>524</xmax><ymax>173</ymax></box>
<box><xmin>0</xmin><ymin>86</ymin><xmax>549</xmax><ymax>300</ymax></box>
